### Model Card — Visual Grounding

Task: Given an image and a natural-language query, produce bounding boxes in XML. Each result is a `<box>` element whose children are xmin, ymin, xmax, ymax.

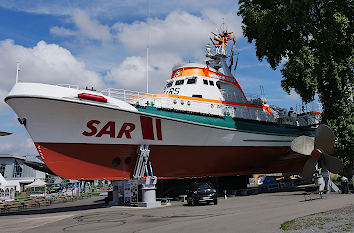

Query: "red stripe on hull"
<box><xmin>140</xmin><ymin>116</ymin><xmax>154</xmax><ymax>140</ymax></box>
<box><xmin>35</xmin><ymin>143</ymin><xmax>307</xmax><ymax>180</ymax></box>
<box><xmin>156</xmin><ymin>119</ymin><xmax>162</xmax><ymax>140</ymax></box>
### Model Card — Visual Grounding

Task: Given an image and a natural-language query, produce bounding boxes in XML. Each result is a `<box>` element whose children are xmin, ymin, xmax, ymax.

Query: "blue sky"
<box><xmin>0</xmin><ymin>0</ymin><xmax>313</xmax><ymax>155</ymax></box>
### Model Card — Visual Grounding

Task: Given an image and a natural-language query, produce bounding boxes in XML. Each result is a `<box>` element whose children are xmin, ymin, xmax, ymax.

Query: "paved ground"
<box><xmin>0</xmin><ymin>192</ymin><xmax>353</xmax><ymax>233</ymax></box>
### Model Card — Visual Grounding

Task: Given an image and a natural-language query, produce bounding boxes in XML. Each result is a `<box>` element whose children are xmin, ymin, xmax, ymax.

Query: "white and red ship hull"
<box><xmin>6</xmin><ymin>83</ymin><xmax>309</xmax><ymax>180</ymax></box>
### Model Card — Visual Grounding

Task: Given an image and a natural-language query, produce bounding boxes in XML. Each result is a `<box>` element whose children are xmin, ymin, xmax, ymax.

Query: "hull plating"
<box><xmin>6</xmin><ymin>94</ymin><xmax>309</xmax><ymax>180</ymax></box>
<box><xmin>36</xmin><ymin>142</ymin><xmax>306</xmax><ymax>180</ymax></box>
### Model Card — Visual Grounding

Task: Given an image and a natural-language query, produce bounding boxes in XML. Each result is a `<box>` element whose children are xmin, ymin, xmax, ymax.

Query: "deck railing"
<box><xmin>55</xmin><ymin>84</ymin><xmax>274</xmax><ymax>122</ymax></box>
<box><xmin>57</xmin><ymin>84</ymin><xmax>79</xmax><ymax>89</ymax></box>
<box><xmin>100</xmin><ymin>88</ymin><xmax>147</xmax><ymax>102</ymax></box>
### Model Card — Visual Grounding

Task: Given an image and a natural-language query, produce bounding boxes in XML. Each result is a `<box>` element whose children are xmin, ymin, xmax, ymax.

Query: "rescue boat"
<box><xmin>5</xmin><ymin>24</ymin><xmax>318</xmax><ymax>180</ymax></box>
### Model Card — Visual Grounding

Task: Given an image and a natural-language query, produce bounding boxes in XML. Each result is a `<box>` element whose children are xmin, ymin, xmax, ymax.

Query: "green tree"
<box><xmin>238</xmin><ymin>0</ymin><xmax>353</xmax><ymax>166</ymax></box>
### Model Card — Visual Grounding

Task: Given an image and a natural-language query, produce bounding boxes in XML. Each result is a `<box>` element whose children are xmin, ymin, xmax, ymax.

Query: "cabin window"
<box><xmin>209</xmin><ymin>80</ymin><xmax>214</xmax><ymax>86</ymax></box>
<box><xmin>216</xmin><ymin>83</ymin><xmax>221</xmax><ymax>89</ymax></box>
<box><xmin>192</xmin><ymin>94</ymin><xmax>203</xmax><ymax>98</ymax></box>
<box><xmin>175</xmin><ymin>80</ymin><xmax>185</xmax><ymax>85</ymax></box>
<box><xmin>166</xmin><ymin>82</ymin><xmax>173</xmax><ymax>88</ymax></box>
<box><xmin>203</xmin><ymin>79</ymin><xmax>208</xmax><ymax>85</ymax></box>
<box><xmin>12</xmin><ymin>161</ymin><xmax>22</xmax><ymax>178</ymax></box>
<box><xmin>187</xmin><ymin>78</ymin><xmax>196</xmax><ymax>84</ymax></box>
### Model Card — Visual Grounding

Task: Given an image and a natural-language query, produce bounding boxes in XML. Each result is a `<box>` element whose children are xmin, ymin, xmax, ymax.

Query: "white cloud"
<box><xmin>106</xmin><ymin>56</ymin><xmax>147</xmax><ymax>90</ymax></box>
<box><xmin>106</xmin><ymin>53</ymin><xmax>182</xmax><ymax>93</ymax></box>
<box><xmin>72</xmin><ymin>9</ymin><xmax>111</xmax><ymax>41</ymax></box>
<box><xmin>0</xmin><ymin>89</ymin><xmax>9</xmax><ymax>112</ymax></box>
<box><xmin>285</xmin><ymin>90</ymin><xmax>301</xmax><ymax>100</ymax></box>
<box><xmin>114</xmin><ymin>10</ymin><xmax>242</xmax><ymax>57</ymax></box>
<box><xmin>50</xmin><ymin>9</ymin><xmax>111</xmax><ymax>41</ymax></box>
<box><xmin>0</xmin><ymin>0</ymin><xmax>238</xmax><ymax>20</ymax></box>
<box><xmin>50</xmin><ymin>26</ymin><xmax>76</xmax><ymax>37</ymax></box>
<box><xmin>0</xmin><ymin>39</ymin><xmax>105</xmax><ymax>112</ymax></box>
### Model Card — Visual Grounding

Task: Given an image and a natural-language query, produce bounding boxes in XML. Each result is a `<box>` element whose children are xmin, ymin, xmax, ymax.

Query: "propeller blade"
<box><xmin>315</xmin><ymin>124</ymin><xmax>335</xmax><ymax>154</ymax></box>
<box><xmin>302</xmin><ymin>158</ymin><xmax>317</xmax><ymax>182</ymax></box>
<box><xmin>291</xmin><ymin>136</ymin><xmax>314</xmax><ymax>155</ymax></box>
<box><xmin>322</xmin><ymin>152</ymin><xmax>344</xmax><ymax>174</ymax></box>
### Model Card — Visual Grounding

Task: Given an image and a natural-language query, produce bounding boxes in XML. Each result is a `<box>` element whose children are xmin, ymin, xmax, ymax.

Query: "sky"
<box><xmin>0</xmin><ymin>0</ymin><xmax>312</xmax><ymax>155</ymax></box>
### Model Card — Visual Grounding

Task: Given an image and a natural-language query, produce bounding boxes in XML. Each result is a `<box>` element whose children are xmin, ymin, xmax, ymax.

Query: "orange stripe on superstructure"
<box><xmin>131</xmin><ymin>94</ymin><xmax>274</xmax><ymax>117</ymax></box>
<box><xmin>171</xmin><ymin>66</ymin><xmax>246</xmax><ymax>100</ymax></box>
<box><xmin>181</xmin><ymin>68</ymin><xmax>206</xmax><ymax>77</ymax></box>
<box><xmin>173</xmin><ymin>66</ymin><xmax>237</xmax><ymax>81</ymax></box>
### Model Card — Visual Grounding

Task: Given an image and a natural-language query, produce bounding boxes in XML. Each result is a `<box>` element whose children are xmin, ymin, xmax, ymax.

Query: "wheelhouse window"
<box><xmin>187</xmin><ymin>78</ymin><xmax>196</xmax><ymax>84</ymax></box>
<box><xmin>209</xmin><ymin>80</ymin><xmax>214</xmax><ymax>86</ymax></box>
<box><xmin>175</xmin><ymin>79</ymin><xmax>185</xmax><ymax>85</ymax></box>
<box><xmin>192</xmin><ymin>94</ymin><xmax>203</xmax><ymax>98</ymax></box>
<box><xmin>166</xmin><ymin>82</ymin><xmax>173</xmax><ymax>88</ymax></box>
<box><xmin>203</xmin><ymin>79</ymin><xmax>208</xmax><ymax>85</ymax></box>
<box><xmin>0</xmin><ymin>164</ymin><xmax>5</xmax><ymax>176</ymax></box>
<box><xmin>12</xmin><ymin>161</ymin><xmax>22</xmax><ymax>178</ymax></box>
<box><xmin>216</xmin><ymin>82</ymin><xmax>221</xmax><ymax>89</ymax></box>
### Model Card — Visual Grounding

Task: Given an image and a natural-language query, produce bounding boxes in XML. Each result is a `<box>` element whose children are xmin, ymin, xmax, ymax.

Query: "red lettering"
<box><xmin>82</xmin><ymin>120</ymin><xmax>100</xmax><ymax>136</ymax></box>
<box><xmin>96</xmin><ymin>121</ymin><xmax>116</xmax><ymax>138</ymax></box>
<box><xmin>117</xmin><ymin>123</ymin><xmax>135</xmax><ymax>138</ymax></box>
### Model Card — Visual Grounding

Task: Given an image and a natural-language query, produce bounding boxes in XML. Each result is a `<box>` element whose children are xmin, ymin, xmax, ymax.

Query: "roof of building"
<box><xmin>0</xmin><ymin>131</ymin><xmax>12</xmax><ymax>136</ymax></box>
<box><xmin>0</xmin><ymin>154</ymin><xmax>26</xmax><ymax>160</ymax></box>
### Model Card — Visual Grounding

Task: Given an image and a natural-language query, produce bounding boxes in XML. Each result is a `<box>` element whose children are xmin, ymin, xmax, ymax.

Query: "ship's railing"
<box><xmin>100</xmin><ymin>88</ymin><xmax>147</xmax><ymax>102</ymax></box>
<box><xmin>57</xmin><ymin>84</ymin><xmax>79</xmax><ymax>89</ymax></box>
<box><xmin>128</xmin><ymin>96</ymin><xmax>275</xmax><ymax>122</ymax></box>
<box><xmin>99</xmin><ymin>87</ymin><xmax>274</xmax><ymax>122</ymax></box>
<box><xmin>245</xmin><ymin>93</ymin><xmax>267</xmax><ymax>105</ymax></box>
<box><xmin>245</xmin><ymin>93</ymin><xmax>260</xmax><ymax>100</ymax></box>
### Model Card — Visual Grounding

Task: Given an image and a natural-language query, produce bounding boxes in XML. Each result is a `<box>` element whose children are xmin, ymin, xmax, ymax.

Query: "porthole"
<box><xmin>112</xmin><ymin>157</ymin><xmax>121</xmax><ymax>167</ymax></box>
<box><xmin>125</xmin><ymin>157</ymin><xmax>132</xmax><ymax>164</ymax></box>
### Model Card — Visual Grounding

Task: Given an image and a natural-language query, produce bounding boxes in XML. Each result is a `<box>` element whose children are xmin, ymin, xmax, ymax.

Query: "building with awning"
<box><xmin>0</xmin><ymin>154</ymin><xmax>46</xmax><ymax>191</ymax></box>
<box><xmin>0</xmin><ymin>173</ymin><xmax>15</xmax><ymax>201</ymax></box>
<box><xmin>25</xmin><ymin>179</ymin><xmax>47</xmax><ymax>189</ymax></box>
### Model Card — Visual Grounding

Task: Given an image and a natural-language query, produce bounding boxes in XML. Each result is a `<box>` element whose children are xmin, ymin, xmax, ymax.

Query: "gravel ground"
<box><xmin>278</xmin><ymin>204</ymin><xmax>354</xmax><ymax>233</ymax></box>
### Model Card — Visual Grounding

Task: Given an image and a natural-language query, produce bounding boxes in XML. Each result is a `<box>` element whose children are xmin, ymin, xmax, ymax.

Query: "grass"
<box><xmin>280</xmin><ymin>219</ymin><xmax>297</xmax><ymax>231</ymax></box>
<box><xmin>280</xmin><ymin>206</ymin><xmax>353</xmax><ymax>232</ymax></box>
<box><xmin>280</xmin><ymin>214</ymin><xmax>347</xmax><ymax>231</ymax></box>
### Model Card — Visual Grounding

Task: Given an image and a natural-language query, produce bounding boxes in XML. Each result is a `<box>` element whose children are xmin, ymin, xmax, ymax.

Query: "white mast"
<box><xmin>146</xmin><ymin>0</ymin><xmax>151</xmax><ymax>94</ymax></box>
<box><xmin>146</xmin><ymin>47</ymin><xmax>149</xmax><ymax>94</ymax></box>
<box><xmin>15</xmin><ymin>63</ymin><xmax>20</xmax><ymax>83</ymax></box>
